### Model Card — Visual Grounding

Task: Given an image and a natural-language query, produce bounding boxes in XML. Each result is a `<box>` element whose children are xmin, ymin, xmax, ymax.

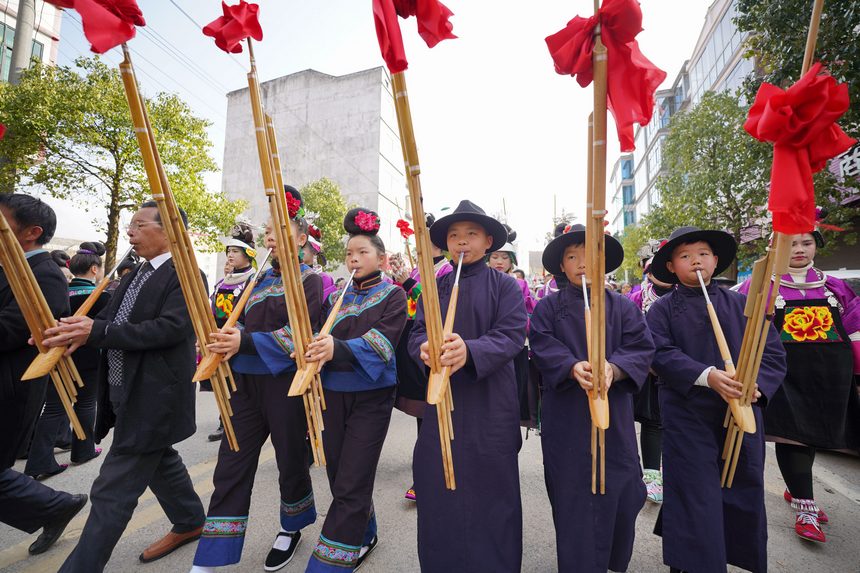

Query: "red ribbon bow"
<box><xmin>545</xmin><ymin>0</ymin><xmax>666</xmax><ymax>152</ymax></box>
<box><xmin>48</xmin><ymin>0</ymin><xmax>145</xmax><ymax>53</ymax></box>
<box><xmin>744</xmin><ymin>63</ymin><xmax>856</xmax><ymax>234</ymax></box>
<box><xmin>373</xmin><ymin>0</ymin><xmax>456</xmax><ymax>74</ymax></box>
<box><xmin>203</xmin><ymin>0</ymin><xmax>263</xmax><ymax>54</ymax></box>
<box><xmin>396</xmin><ymin>219</ymin><xmax>414</xmax><ymax>239</ymax></box>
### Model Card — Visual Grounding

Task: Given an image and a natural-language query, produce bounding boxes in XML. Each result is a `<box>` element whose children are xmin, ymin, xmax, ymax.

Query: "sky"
<box><xmin>47</xmin><ymin>0</ymin><xmax>717</xmax><ymax>268</ymax></box>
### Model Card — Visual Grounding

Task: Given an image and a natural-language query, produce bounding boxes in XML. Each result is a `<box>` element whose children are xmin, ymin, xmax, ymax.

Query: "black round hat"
<box><xmin>541</xmin><ymin>224</ymin><xmax>624</xmax><ymax>276</ymax></box>
<box><xmin>429</xmin><ymin>200</ymin><xmax>507</xmax><ymax>253</ymax></box>
<box><xmin>649</xmin><ymin>226</ymin><xmax>737</xmax><ymax>284</ymax></box>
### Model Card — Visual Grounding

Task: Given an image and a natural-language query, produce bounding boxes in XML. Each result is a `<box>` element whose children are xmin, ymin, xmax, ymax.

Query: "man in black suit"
<box><xmin>0</xmin><ymin>194</ymin><xmax>88</xmax><ymax>556</ymax></box>
<box><xmin>44</xmin><ymin>201</ymin><xmax>206</xmax><ymax>572</ymax></box>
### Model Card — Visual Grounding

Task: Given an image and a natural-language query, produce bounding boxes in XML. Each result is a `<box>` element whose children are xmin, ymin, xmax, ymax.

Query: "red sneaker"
<box><xmin>784</xmin><ymin>489</ymin><xmax>828</xmax><ymax>523</ymax></box>
<box><xmin>795</xmin><ymin>511</ymin><xmax>826</xmax><ymax>543</ymax></box>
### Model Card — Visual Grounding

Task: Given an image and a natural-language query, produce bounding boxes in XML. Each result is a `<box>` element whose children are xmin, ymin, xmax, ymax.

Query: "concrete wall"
<box><xmin>221</xmin><ymin>67</ymin><xmax>406</xmax><ymax>256</ymax></box>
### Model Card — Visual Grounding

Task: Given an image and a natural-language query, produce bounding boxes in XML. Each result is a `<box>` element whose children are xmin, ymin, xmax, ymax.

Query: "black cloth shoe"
<box><xmin>207</xmin><ymin>426</ymin><xmax>224</xmax><ymax>442</ymax></box>
<box><xmin>265</xmin><ymin>530</ymin><xmax>301</xmax><ymax>571</ymax></box>
<box><xmin>28</xmin><ymin>494</ymin><xmax>88</xmax><ymax>555</ymax></box>
<box><xmin>354</xmin><ymin>535</ymin><xmax>379</xmax><ymax>572</ymax></box>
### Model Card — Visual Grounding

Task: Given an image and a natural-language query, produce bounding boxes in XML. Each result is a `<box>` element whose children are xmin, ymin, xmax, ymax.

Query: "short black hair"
<box><xmin>139</xmin><ymin>200</ymin><xmax>188</xmax><ymax>229</ymax></box>
<box><xmin>0</xmin><ymin>193</ymin><xmax>57</xmax><ymax>245</ymax></box>
<box><xmin>69</xmin><ymin>241</ymin><xmax>106</xmax><ymax>276</ymax></box>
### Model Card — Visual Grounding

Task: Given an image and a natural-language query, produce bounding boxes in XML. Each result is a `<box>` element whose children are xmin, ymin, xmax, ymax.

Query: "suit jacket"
<box><xmin>89</xmin><ymin>258</ymin><xmax>204</xmax><ymax>454</ymax></box>
<box><xmin>0</xmin><ymin>251</ymin><xmax>70</xmax><ymax>469</ymax></box>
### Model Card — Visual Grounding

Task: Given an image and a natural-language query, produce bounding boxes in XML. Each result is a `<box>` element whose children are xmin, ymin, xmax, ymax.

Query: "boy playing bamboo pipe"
<box><xmin>645</xmin><ymin>226</ymin><xmax>786</xmax><ymax>573</ymax></box>
<box><xmin>189</xmin><ymin>187</ymin><xmax>321</xmax><ymax>573</ymax></box>
<box><xmin>408</xmin><ymin>200</ymin><xmax>527</xmax><ymax>573</ymax></box>
<box><xmin>530</xmin><ymin>224</ymin><xmax>654</xmax><ymax>573</ymax></box>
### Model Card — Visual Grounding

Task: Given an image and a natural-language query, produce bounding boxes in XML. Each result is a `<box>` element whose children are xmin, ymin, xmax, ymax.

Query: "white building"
<box><xmin>221</xmin><ymin>67</ymin><xmax>407</xmax><ymax>253</ymax></box>
<box><xmin>608</xmin><ymin>0</ymin><xmax>755</xmax><ymax>236</ymax></box>
<box><xmin>0</xmin><ymin>0</ymin><xmax>63</xmax><ymax>80</ymax></box>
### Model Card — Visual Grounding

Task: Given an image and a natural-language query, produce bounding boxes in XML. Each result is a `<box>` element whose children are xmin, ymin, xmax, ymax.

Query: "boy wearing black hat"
<box><xmin>530</xmin><ymin>225</ymin><xmax>654</xmax><ymax>573</ymax></box>
<box><xmin>409</xmin><ymin>200</ymin><xmax>528</xmax><ymax>573</ymax></box>
<box><xmin>646</xmin><ymin>226</ymin><xmax>786</xmax><ymax>573</ymax></box>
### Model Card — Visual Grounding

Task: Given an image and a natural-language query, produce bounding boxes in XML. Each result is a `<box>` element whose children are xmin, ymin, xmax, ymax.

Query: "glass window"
<box><xmin>32</xmin><ymin>40</ymin><xmax>43</xmax><ymax>62</ymax></box>
<box><xmin>621</xmin><ymin>158</ymin><xmax>633</xmax><ymax>179</ymax></box>
<box><xmin>622</xmin><ymin>184</ymin><xmax>635</xmax><ymax>205</ymax></box>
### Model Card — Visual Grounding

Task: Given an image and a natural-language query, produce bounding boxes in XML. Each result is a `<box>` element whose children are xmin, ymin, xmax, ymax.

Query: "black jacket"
<box><xmin>0</xmin><ymin>251</ymin><xmax>70</xmax><ymax>468</ymax></box>
<box><xmin>89</xmin><ymin>258</ymin><xmax>204</xmax><ymax>454</ymax></box>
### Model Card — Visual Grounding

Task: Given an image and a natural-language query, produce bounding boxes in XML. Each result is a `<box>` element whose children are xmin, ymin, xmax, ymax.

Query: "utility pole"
<box><xmin>8</xmin><ymin>0</ymin><xmax>36</xmax><ymax>85</ymax></box>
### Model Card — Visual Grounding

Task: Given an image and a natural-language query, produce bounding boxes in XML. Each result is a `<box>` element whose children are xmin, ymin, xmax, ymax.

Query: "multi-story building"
<box><xmin>608</xmin><ymin>0</ymin><xmax>754</xmax><ymax>235</ymax></box>
<box><xmin>221</xmin><ymin>66</ymin><xmax>406</xmax><ymax>253</ymax></box>
<box><xmin>0</xmin><ymin>1</ymin><xmax>63</xmax><ymax>81</ymax></box>
<box><xmin>609</xmin><ymin>153</ymin><xmax>635</xmax><ymax>235</ymax></box>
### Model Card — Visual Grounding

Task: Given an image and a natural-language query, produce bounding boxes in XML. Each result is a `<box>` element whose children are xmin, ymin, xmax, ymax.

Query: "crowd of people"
<box><xmin>1</xmin><ymin>189</ymin><xmax>858</xmax><ymax>573</ymax></box>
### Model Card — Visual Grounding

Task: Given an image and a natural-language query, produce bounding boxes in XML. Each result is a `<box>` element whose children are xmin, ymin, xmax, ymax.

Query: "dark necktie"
<box><xmin>107</xmin><ymin>262</ymin><xmax>155</xmax><ymax>387</ymax></box>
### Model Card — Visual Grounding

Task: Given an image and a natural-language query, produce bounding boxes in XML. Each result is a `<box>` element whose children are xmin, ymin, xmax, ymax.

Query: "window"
<box><xmin>0</xmin><ymin>22</ymin><xmax>46</xmax><ymax>83</ymax></box>
<box><xmin>622</xmin><ymin>185</ymin><xmax>635</xmax><ymax>205</ymax></box>
<box><xmin>623</xmin><ymin>210</ymin><xmax>636</xmax><ymax>227</ymax></box>
<box><xmin>621</xmin><ymin>158</ymin><xmax>633</xmax><ymax>180</ymax></box>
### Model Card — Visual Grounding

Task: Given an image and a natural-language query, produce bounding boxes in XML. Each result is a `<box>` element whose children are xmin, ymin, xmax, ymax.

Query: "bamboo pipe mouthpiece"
<box><xmin>21</xmin><ymin>346</ymin><xmax>66</xmax><ymax>380</ymax></box>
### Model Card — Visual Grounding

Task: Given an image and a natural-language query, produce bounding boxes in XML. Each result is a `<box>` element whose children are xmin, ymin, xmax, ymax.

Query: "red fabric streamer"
<box><xmin>203</xmin><ymin>0</ymin><xmax>263</xmax><ymax>54</ymax></box>
<box><xmin>545</xmin><ymin>0</ymin><xmax>666</xmax><ymax>152</ymax></box>
<box><xmin>744</xmin><ymin>63</ymin><xmax>856</xmax><ymax>234</ymax></box>
<box><xmin>372</xmin><ymin>0</ymin><xmax>455</xmax><ymax>74</ymax></box>
<box><xmin>0</xmin><ymin>124</ymin><xmax>5</xmax><ymax>140</ymax></box>
<box><xmin>47</xmin><ymin>0</ymin><xmax>145</xmax><ymax>54</ymax></box>
<box><xmin>396</xmin><ymin>219</ymin><xmax>414</xmax><ymax>239</ymax></box>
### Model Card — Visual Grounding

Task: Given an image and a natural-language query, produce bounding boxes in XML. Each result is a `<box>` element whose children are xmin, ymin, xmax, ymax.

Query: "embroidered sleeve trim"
<box><xmin>269</xmin><ymin>325</ymin><xmax>295</xmax><ymax>354</ymax></box>
<box><xmin>362</xmin><ymin>328</ymin><xmax>394</xmax><ymax>363</ymax></box>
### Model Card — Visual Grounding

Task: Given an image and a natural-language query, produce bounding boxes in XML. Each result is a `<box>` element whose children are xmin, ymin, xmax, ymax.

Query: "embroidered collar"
<box><xmin>353</xmin><ymin>271</ymin><xmax>383</xmax><ymax>291</ymax></box>
<box><xmin>221</xmin><ymin>266</ymin><xmax>254</xmax><ymax>287</ymax></box>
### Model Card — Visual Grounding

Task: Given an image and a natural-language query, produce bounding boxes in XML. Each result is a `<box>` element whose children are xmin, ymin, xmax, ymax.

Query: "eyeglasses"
<box><xmin>125</xmin><ymin>221</ymin><xmax>161</xmax><ymax>232</ymax></box>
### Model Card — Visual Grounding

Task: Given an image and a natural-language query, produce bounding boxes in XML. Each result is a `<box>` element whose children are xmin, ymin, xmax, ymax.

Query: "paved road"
<box><xmin>2</xmin><ymin>391</ymin><xmax>858</xmax><ymax>572</ymax></box>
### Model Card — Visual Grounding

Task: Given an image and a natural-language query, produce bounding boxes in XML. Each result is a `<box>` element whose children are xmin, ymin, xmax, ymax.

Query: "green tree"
<box><xmin>0</xmin><ymin>57</ymin><xmax>245</xmax><ymax>269</ymax></box>
<box><xmin>617</xmin><ymin>222</ymin><xmax>652</xmax><ymax>284</ymax></box>
<box><xmin>736</xmin><ymin>0</ymin><xmax>860</xmax><ymax>137</ymax></box>
<box><xmin>650</xmin><ymin>91</ymin><xmax>772</xmax><ymax>278</ymax></box>
<box><xmin>301</xmin><ymin>177</ymin><xmax>352</xmax><ymax>270</ymax></box>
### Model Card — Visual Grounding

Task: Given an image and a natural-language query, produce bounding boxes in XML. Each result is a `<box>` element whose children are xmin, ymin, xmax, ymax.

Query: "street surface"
<box><xmin>1</xmin><ymin>391</ymin><xmax>858</xmax><ymax>572</ymax></box>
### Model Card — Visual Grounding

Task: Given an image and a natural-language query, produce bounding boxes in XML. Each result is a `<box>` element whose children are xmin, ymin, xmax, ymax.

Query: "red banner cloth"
<box><xmin>546</xmin><ymin>0</ymin><xmax>666</xmax><ymax>152</ymax></box>
<box><xmin>203</xmin><ymin>1</ymin><xmax>263</xmax><ymax>54</ymax></box>
<box><xmin>0</xmin><ymin>124</ymin><xmax>5</xmax><ymax>140</ymax></box>
<box><xmin>373</xmin><ymin>0</ymin><xmax>455</xmax><ymax>74</ymax></box>
<box><xmin>744</xmin><ymin>63</ymin><xmax>856</xmax><ymax>234</ymax></box>
<box><xmin>47</xmin><ymin>0</ymin><xmax>144</xmax><ymax>53</ymax></box>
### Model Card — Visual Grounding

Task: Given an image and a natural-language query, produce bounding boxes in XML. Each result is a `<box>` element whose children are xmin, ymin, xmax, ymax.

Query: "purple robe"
<box><xmin>319</xmin><ymin>271</ymin><xmax>338</xmax><ymax>302</ymax></box>
<box><xmin>647</xmin><ymin>283</ymin><xmax>786</xmax><ymax>573</ymax></box>
<box><xmin>530</xmin><ymin>286</ymin><xmax>654</xmax><ymax>572</ymax></box>
<box><xmin>408</xmin><ymin>261</ymin><xmax>527</xmax><ymax>573</ymax></box>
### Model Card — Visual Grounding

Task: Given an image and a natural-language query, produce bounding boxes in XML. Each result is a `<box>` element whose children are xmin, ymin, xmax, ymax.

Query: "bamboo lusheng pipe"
<box><xmin>118</xmin><ymin>45</ymin><xmax>239</xmax><ymax>452</ymax></box>
<box><xmin>242</xmin><ymin>40</ymin><xmax>325</xmax><ymax>465</ymax></box>
<box><xmin>390</xmin><ymin>70</ymin><xmax>454</xmax><ymax>488</ymax></box>
<box><xmin>432</xmin><ymin>251</ymin><xmax>464</xmax><ymax>490</ymax></box>
<box><xmin>24</xmin><ymin>245</ymin><xmax>135</xmax><ymax>380</ymax></box>
<box><xmin>194</xmin><ymin>249</ymin><xmax>273</xmax><ymax>382</ymax></box>
<box><xmin>720</xmin><ymin>0</ymin><xmax>825</xmax><ymax>488</ymax></box>
<box><xmin>582</xmin><ymin>277</ymin><xmax>607</xmax><ymax>495</ymax></box>
<box><xmin>0</xmin><ymin>211</ymin><xmax>86</xmax><ymax>439</ymax></box>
